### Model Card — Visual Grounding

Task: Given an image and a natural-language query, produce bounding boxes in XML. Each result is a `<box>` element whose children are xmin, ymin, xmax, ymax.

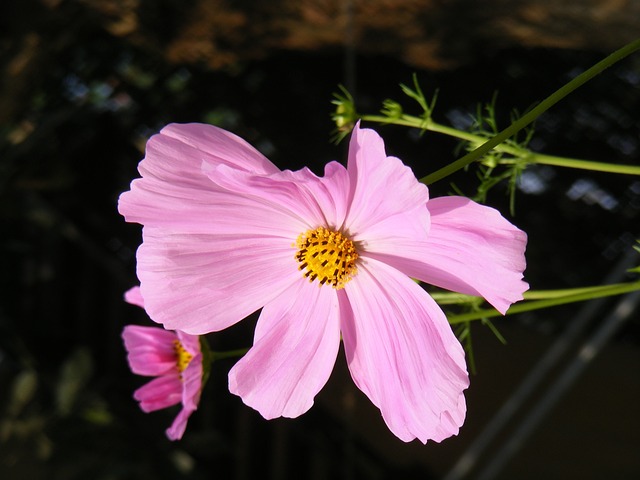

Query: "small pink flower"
<box><xmin>122</xmin><ymin>287</ymin><xmax>203</xmax><ymax>440</ymax></box>
<box><xmin>119</xmin><ymin>122</ymin><xmax>528</xmax><ymax>443</ymax></box>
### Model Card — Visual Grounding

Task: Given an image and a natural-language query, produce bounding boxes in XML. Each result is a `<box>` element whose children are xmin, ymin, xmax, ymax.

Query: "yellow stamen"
<box><xmin>295</xmin><ymin>227</ymin><xmax>358</xmax><ymax>289</ymax></box>
<box><xmin>174</xmin><ymin>340</ymin><xmax>193</xmax><ymax>373</ymax></box>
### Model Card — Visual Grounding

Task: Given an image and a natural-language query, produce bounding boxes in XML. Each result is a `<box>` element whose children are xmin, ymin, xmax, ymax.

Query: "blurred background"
<box><xmin>1</xmin><ymin>1</ymin><xmax>639</xmax><ymax>479</ymax></box>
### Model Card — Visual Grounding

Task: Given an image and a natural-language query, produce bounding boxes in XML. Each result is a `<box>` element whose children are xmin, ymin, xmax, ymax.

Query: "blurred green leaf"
<box><xmin>6</xmin><ymin>369</ymin><xmax>38</xmax><ymax>418</ymax></box>
<box><xmin>55</xmin><ymin>347</ymin><xmax>93</xmax><ymax>417</ymax></box>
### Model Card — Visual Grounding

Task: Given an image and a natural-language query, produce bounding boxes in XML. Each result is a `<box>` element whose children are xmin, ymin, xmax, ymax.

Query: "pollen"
<box><xmin>174</xmin><ymin>340</ymin><xmax>193</xmax><ymax>373</ymax></box>
<box><xmin>295</xmin><ymin>226</ymin><xmax>358</xmax><ymax>289</ymax></box>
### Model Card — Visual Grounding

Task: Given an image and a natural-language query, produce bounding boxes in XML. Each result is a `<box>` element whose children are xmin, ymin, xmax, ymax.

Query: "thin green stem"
<box><xmin>361</xmin><ymin>114</ymin><xmax>482</xmax><ymax>144</ymax></box>
<box><xmin>432</xmin><ymin>283</ymin><xmax>638</xmax><ymax>305</ymax></box>
<box><xmin>211</xmin><ymin>348</ymin><xmax>249</xmax><ymax>361</ymax></box>
<box><xmin>419</xmin><ymin>38</ymin><xmax>640</xmax><ymax>185</ymax></box>
<box><xmin>521</xmin><ymin>284</ymin><xmax>638</xmax><ymax>299</ymax></box>
<box><xmin>362</xmin><ymin>114</ymin><xmax>640</xmax><ymax>176</ymax></box>
<box><xmin>447</xmin><ymin>281</ymin><xmax>640</xmax><ymax>324</ymax></box>
<box><xmin>360</xmin><ymin>114</ymin><xmax>425</xmax><ymax>129</ymax></box>
<box><xmin>530</xmin><ymin>153</ymin><xmax>640</xmax><ymax>175</ymax></box>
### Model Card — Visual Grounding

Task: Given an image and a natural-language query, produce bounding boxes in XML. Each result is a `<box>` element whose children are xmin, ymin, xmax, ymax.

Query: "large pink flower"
<box><xmin>119</xmin><ymin>122</ymin><xmax>528</xmax><ymax>443</ymax></box>
<box><xmin>122</xmin><ymin>287</ymin><xmax>203</xmax><ymax>440</ymax></box>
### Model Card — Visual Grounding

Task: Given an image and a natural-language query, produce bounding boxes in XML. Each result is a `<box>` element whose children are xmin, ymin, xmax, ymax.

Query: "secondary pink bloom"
<box><xmin>122</xmin><ymin>287</ymin><xmax>203</xmax><ymax>440</ymax></box>
<box><xmin>119</xmin><ymin>122</ymin><xmax>528</xmax><ymax>443</ymax></box>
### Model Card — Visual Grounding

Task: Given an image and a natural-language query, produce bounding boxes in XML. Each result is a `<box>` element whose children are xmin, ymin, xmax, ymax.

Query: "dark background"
<box><xmin>1</xmin><ymin>1</ymin><xmax>639</xmax><ymax>479</ymax></box>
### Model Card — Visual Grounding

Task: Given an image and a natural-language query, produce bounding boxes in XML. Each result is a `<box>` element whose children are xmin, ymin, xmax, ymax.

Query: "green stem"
<box><xmin>432</xmin><ymin>283</ymin><xmax>638</xmax><ymax>304</ymax></box>
<box><xmin>361</xmin><ymin>113</ymin><xmax>526</xmax><ymax>157</ymax></box>
<box><xmin>211</xmin><ymin>348</ymin><xmax>249</xmax><ymax>361</ymax></box>
<box><xmin>360</xmin><ymin>114</ymin><xmax>426</xmax><ymax>130</ymax></box>
<box><xmin>522</xmin><ymin>284</ymin><xmax>637</xmax><ymax>299</ymax></box>
<box><xmin>362</xmin><ymin>114</ymin><xmax>640</xmax><ymax>176</ymax></box>
<box><xmin>362</xmin><ymin>114</ymin><xmax>480</xmax><ymax>143</ymax></box>
<box><xmin>529</xmin><ymin>153</ymin><xmax>640</xmax><ymax>175</ymax></box>
<box><xmin>419</xmin><ymin>38</ymin><xmax>640</xmax><ymax>185</ymax></box>
<box><xmin>447</xmin><ymin>281</ymin><xmax>640</xmax><ymax>324</ymax></box>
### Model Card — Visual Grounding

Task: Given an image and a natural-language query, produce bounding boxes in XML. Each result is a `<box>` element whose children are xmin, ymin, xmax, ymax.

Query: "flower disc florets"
<box><xmin>174</xmin><ymin>340</ymin><xmax>193</xmax><ymax>373</ymax></box>
<box><xmin>295</xmin><ymin>226</ymin><xmax>358</xmax><ymax>289</ymax></box>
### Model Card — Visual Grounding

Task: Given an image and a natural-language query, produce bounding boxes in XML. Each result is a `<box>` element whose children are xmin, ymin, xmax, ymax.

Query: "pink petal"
<box><xmin>159</xmin><ymin>123</ymin><xmax>279</xmax><ymax>174</ymax></box>
<box><xmin>124</xmin><ymin>286</ymin><xmax>145</xmax><ymax>308</ymax></box>
<box><xmin>137</xmin><ymin>228</ymin><xmax>300</xmax><ymax>334</ymax></box>
<box><xmin>121</xmin><ymin>178</ymin><xmax>305</xmax><ymax>236</ymax></box>
<box><xmin>177</xmin><ymin>333</ymin><xmax>204</xmax><ymax>412</ymax></box>
<box><xmin>134</xmin><ymin>375</ymin><xmax>182</xmax><ymax>412</ymax></box>
<box><xmin>208</xmin><ymin>161</ymin><xmax>350</xmax><ymax>232</ymax></box>
<box><xmin>122</xmin><ymin>325</ymin><xmax>178</xmax><ymax>376</ymax></box>
<box><xmin>118</xmin><ymin>123</ymin><xmax>281</xmax><ymax>231</ymax></box>
<box><xmin>345</xmin><ymin>123</ymin><xmax>430</xmax><ymax>236</ymax></box>
<box><xmin>369</xmin><ymin>196</ymin><xmax>528</xmax><ymax>313</ymax></box>
<box><xmin>165</xmin><ymin>405</ymin><xmax>196</xmax><ymax>441</ymax></box>
<box><xmin>180</xmin><ymin>352</ymin><xmax>203</xmax><ymax>411</ymax></box>
<box><xmin>176</xmin><ymin>331</ymin><xmax>201</xmax><ymax>357</ymax></box>
<box><xmin>228</xmin><ymin>279</ymin><xmax>341</xmax><ymax>419</ymax></box>
<box><xmin>319</xmin><ymin>161</ymin><xmax>352</xmax><ymax>230</ymax></box>
<box><xmin>341</xmin><ymin>258</ymin><xmax>469</xmax><ymax>443</ymax></box>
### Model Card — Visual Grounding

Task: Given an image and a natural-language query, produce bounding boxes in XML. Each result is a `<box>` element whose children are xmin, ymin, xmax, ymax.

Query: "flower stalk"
<box><xmin>420</xmin><ymin>38</ymin><xmax>640</xmax><ymax>184</ymax></box>
<box><xmin>446</xmin><ymin>280</ymin><xmax>640</xmax><ymax>324</ymax></box>
<box><xmin>211</xmin><ymin>348</ymin><xmax>250</xmax><ymax>361</ymax></box>
<box><xmin>334</xmin><ymin>39</ymin><xmax>640</xmax><ymax>184</ymax></box>
<box><xmin>360</xmin><ymin>113</ymin><xmax>640</xmax><ymax>178</ymax></box>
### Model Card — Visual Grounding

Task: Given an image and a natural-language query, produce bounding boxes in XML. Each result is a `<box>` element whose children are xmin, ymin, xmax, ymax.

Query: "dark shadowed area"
<box><xmin>1</xmin><ymin>1</ymin><xmax>639</xmax><ymax>479</ymax></box>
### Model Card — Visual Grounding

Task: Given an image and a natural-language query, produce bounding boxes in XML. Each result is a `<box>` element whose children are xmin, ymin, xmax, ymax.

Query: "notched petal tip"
<box><xmin>375</xmin><ymin>196</ymin><xmax>528</xmax><ymax>315</ymax></box>
<box><xmin>341</xmin><ymin>259</ymin><xmax>469</xmax><ymax>444</ymax></box>
<box><xmin>228</xmin><ymin>280</ymin><xmax>341</xmax><ymax>420</ymax></box>
<box><xmin>345</xmin><ymin>123</ymin><xmax>430</xmax><ymax>235</ymax></box>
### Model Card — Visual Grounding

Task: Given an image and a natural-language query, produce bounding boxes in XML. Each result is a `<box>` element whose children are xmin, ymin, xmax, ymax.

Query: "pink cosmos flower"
<box><xmin>118</xmin><ymin>122</ymin><xmax>528</xmax><ymax>443</ymax></box>
<box><xmin>122</xmin><ymin>286</ymin><xmax>203</xmax><ymax>440</ymax></box>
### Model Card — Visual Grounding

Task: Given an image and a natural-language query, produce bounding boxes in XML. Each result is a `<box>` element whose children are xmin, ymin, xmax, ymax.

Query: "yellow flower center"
<box><xmin>174</xmin><ymin>340</ymin><xmax>193</xmax><ymax>373</ymax></box>
<box><xmin>295</xmin><ymin>226</ymin><xmax>358</xmax><ymax>289</ymax></box>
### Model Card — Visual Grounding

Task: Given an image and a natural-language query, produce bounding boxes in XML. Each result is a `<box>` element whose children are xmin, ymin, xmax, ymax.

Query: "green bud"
<box><xmin>331</xmin><ymin>86</ymin><xmax>358</xmax><ymax>132</ymax></box>
<box><xmin>381</xmin><ymin>99</ymin><xmax>403</xmax><ymax>119</ymax></box>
